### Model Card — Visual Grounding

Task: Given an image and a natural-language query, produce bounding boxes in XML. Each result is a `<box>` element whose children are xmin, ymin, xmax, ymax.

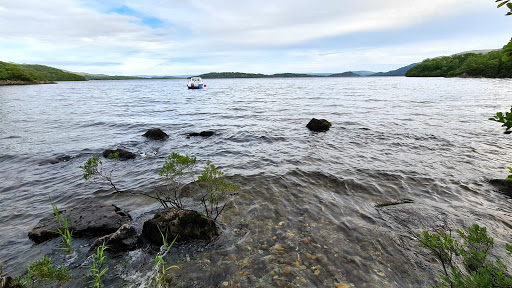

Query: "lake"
<box><xmin>1</xmin><ymin>77</ymin><xmax>512</xmax><ymax>287</ymax></box>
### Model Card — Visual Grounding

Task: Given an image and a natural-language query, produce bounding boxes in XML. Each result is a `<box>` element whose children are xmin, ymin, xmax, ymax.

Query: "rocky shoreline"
<box><xmin>0</xmin><ymin>80</ymin><xmax>56</xmax><ymax>86</ymax></box>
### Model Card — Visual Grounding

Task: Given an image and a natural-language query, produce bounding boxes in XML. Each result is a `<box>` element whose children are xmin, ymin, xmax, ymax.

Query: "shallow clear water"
<box><xmin>1</xmin><ymin>77</ymin><xmax>512</xmax><ymax>287</ymax></box>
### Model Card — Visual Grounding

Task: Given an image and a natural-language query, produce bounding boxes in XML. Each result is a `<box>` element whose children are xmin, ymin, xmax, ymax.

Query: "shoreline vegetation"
<box><xmin>1</xmin><ymin>48</ymin><xmax>510</xmax><ymax>86</ymax></box>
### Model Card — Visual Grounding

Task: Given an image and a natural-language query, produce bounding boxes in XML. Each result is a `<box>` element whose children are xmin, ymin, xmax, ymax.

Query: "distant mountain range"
<box><xmin>9</xmin><ymin>49</ymin><xmax>505</xmax><ymax>85</ymax></box>
<box><xmin>369</xmin><ymin>63</ymin><xmax>419</xmax><ymax>77</ymax></box>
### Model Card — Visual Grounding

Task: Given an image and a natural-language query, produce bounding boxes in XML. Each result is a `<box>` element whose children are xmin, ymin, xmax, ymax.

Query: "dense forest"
<box><xmin>0</xmin><ymin>61</ymin><xmax>86</xmax><ymax>84</ymax></box>
<box><xmin>405</xmin><ymin>50</ymin><xmax>512</xmax><ymax>78</ymax></box>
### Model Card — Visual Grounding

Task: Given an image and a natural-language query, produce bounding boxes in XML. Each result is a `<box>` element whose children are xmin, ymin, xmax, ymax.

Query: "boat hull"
<box><xmin>188</xmin><ymin>84</ymin><xmax>204</xmax><ymax>89</ymax></box>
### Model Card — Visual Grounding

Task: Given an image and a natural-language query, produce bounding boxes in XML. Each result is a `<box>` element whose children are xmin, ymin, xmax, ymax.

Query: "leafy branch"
<box><xmin>80</xmin><ymin>152</ymin><xmax>121</xmax><ymax>193</ymax></box>
<box><xmin>153</xmin><ymin>153</ymin><xmax>239</xmax><ymax>220</ymax></box>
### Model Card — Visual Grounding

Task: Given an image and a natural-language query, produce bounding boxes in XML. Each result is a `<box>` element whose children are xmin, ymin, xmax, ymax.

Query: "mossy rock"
<box><xmin>306</xmin><ymin>118</ymin><xmax>332</xmax><ymax>132</ymax></box>
<box><xmin>142</xmin><ymin>128</ymin><xmax>168</xmax><ymax>140</ymax></box>
<box><xmin>142</xmin><ymin>209</ymin><xmax>219</xmax><ymax>245</ymax></box>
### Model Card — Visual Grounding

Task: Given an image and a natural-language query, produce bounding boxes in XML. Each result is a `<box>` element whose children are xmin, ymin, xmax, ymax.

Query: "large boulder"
<box><xmin>91</xmin><ymin>224</ymin><xmax>141</xmax><ymax>253</ymax></box>
<box><xmin>142</xmin><ymin>128</ymin><xmax>168</xmax><ymax>140</ymax></box>
<box><xmin>306</xmin><ymin>118</ymin><xmax>332</xmax><ymax>132</ymax></box>
<box><xmin>102</xmin><ymin>148</ymin><xmax>135</xmax><ymax>160</ymax></box>
<box><xmin>28</xmin><ymin>204</ymin><xmax>132</xmax><ymax>243</ymax></box>
<box><xmin>142</xmin><ymin>209</ymin><xmax>219</xmax><ymax>246</ymax></box>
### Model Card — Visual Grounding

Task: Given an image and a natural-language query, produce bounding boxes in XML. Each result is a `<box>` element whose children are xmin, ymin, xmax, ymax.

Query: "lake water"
<box><xmin>1</xmin><ymin>77</ymin><xmax>512</xmax><ymax>287</ymax></box>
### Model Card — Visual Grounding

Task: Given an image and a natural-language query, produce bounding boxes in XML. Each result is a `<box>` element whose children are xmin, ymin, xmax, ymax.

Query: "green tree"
<box><xmin>489</xmin><ymin>0</ymin><xmax>512</xmax><ymax>181</ymax></box>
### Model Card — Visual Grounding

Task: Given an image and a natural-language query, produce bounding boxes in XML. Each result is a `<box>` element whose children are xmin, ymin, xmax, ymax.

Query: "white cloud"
<box><xmin>0</xmin><ymin>0</ymin><xmax>509</xmax><ymax>75</ymax></box>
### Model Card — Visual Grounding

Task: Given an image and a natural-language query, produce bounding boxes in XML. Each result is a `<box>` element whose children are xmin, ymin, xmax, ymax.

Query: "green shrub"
<box><xmin>157</xmin><ymin>152</ymin><xmax>197</xmax><ymax>209</ymax></box>
<box><xmin>421</xmin><ymin>224</ymin><xmax>512</xmax><ymax>287</ymax></box>
<box><xmin>155</xmin><ymin>153</ymin><xmax>239</xmax><ymax>220</ymax></box>
<box><xmin>80</xmin><ymin>152</ymin><xmax>121</xmax><ymax>192</ymax></box>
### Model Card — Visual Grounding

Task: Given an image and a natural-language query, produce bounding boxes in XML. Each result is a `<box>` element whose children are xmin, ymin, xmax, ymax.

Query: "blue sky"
<box><xmin>0</xmin><ymin>0</ymin><xmax>510</xmax><ymax>75</ymax></box>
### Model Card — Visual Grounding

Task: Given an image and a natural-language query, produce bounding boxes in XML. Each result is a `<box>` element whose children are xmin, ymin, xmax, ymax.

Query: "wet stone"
<box><xmin>142</xmin><ymin>128</ymin><xmax>168</xmax><ymax>140</ymax></box>
<box><xmin>28</xmin><ymin>204</ymin><xmax>132</xmax><ymax>243</ymax></box>
<box><xmin>102</xmin><ymin>148</ymin><xmax>135</xmax><ymax>160</ymax></box>
<box><xmin>142</xmin><ymin>208</ymin><xmax>219</xmax><ymax>245</ymax></box>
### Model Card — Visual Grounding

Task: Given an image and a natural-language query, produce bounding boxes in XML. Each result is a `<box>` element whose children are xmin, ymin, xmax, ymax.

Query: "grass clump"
<box><xmin>80</xmin><ymin>152</ymin><xmax>121</xmax><ymax>192</ymax></box>
<box><xmin>85</xmin><ymin>243</ymin><xmax>109</xmax><ymax>288</ymax></box>
<box><xmin>147</xmin><ymin>228</ymin><xmax>179</xmax><ymax>288</ymax></box>
<box><xmin>15</xmin><ymin>256</ymin><xmax>72</xmax><ymax>287</ymax></box>
<box><xmin>50</xmin><ymin>201</ymin><xmax>72</xmax><ymax>253</ymax></box>
<box><xmin>420</xmin><ymin>224</ymin><xmax>512</xmax><ymax>287</ymax></box>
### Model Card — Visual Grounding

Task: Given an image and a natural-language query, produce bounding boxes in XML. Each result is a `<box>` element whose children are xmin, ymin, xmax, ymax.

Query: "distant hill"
<box><xmin>74</xmin><ymin>72</ymin><xmax>181</xmax><ymax>80</ymax></box>
<box><xmin>75</xmin><ymin>72</ymin><xmax>145</xmax><ymax>80</ymax></box>
<box><xmin>351</xmin><ymin>71</ymin><xmax>376</xmax><ymax>76</ymax></box>
<box><xmin>199</xmin><ymin>72</ymin><xmax>318</xmax><ymax>79</ymax></box>
<box><xmin>405</xmin><ymin>50</ymin><xmax>512</xmax><ymax>78</ymax></box>
<box><xmin>329</xmin><ymin>71</ymin><xmax>361</xmax><ymax>77</ymax></box>
<box><xmin>369</xmin><ymin>63</ymin><xmax>418</xmax><ymax>76</ymax></box>
<box><xmin>0</xmin><ymin>61</ymin><xmax>86</xmax><ymax>85</ymax></box>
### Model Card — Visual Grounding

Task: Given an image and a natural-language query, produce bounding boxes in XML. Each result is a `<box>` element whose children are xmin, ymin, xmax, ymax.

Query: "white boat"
<box><xmin>187</xmin><ymin>77</ymin><xmax>205</xmax><ymax>89</ymax></box>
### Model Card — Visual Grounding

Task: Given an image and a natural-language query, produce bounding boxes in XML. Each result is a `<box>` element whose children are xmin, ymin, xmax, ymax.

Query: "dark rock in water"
<box><xmin>489</xmin><ymin>179</ymin><xmax>512</xmax><ymax>197</ymax></box>
<box><xmin>306</xmin><ymin>118</ymin><xmax>332</xmax><ymax>132</ymax></box>
<box><xmin>188</xmin><ymin>131</ymin><xmax>215</xmax><ymax>137</ymax></box>
<box><xmin>142</xmin><ymin>208</ymin><xmax>219</xmax><ymax>246</ymax></box>
<box><xmin>47</xmin><ymin>155</ymin><xmax>73</xmax><ymax>164</ymax></box>
<box><xmin>91</xmin><ymin>224</ymin><xmax>141</xmax><ymax>253</ymax></box>
<box><xmin>142</xmin><ymin>128</ymin><xmax>168</xmax><ymax>140</ymax></box>
<box><xmin>505</xmin><ymin>131</ymin><xmax>512</xmax><ymax>135</ymax></box>
<box><xmin>28</xmin><ymin>204</ymin><xmax>132</xmax><ymax>243</ymax></box>
<box><xmin>102</xmin><ymin>148</ymin><xmax>135</xmax><ymax>160</ymax></box>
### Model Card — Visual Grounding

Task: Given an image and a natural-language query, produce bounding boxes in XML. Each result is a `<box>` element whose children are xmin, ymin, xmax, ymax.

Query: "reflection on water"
<box><xmin>0</xmin><ymin>78</ymin><xmax>512</xmax><ymax>287</ymax></box>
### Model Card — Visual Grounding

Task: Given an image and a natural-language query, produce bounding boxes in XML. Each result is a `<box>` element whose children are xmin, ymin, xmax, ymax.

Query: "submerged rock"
<box><xmin>28</xmin><ymin>204</ymin><xmax>132</xmax><ymax>243</ymax></box>
<box><xmin>489</xmin><ymin>179</ymin><xmax>512</xmax><ymax>197</ymax></box>
<box><xmin>92</xmin><ymin>224</ymin><xmax>141</xmax><ymax>253</ymax></box>
<box><xmin>142</xmin><ymin>208</ymin><xmax>219</xmax><ymax>245</ymax></box>
<box><xmin>187</xmin><ymin>131</ymin><xmax>215</xmax><ymax>137</ymax></box>
<box><xmin>142</xmin><ymin>128</ymin><xmax>168</xmax><ymax>140</ymax></box>
<box><xmin>306</xmin><ymin>118</ymin><xmax>332</xmax><ymax>132</ymax></box>
<box><xmin>102</xmin><ymin>148</ymin><xmax>135</xmax><ymax>160</ymax></box>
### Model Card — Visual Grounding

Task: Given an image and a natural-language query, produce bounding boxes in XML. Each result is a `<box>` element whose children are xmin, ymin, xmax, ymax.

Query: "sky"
<box><xmin>0</xmin><ymin>0</ymin><xmax>510</xmax><ymax>76</ymax></box>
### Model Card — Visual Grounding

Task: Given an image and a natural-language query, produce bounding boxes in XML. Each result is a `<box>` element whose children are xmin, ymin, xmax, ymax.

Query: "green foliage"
<box><xmin>405</xmin><ymin>51</ymin><xmax>512</xmax><ymax>78</ymax></box>
<box><xmin>150</xmin><ymin>230</ymin><xmax>179</xmax><ymax>288</ymax></box>
<box><xmin>0</xmin><ymin>61</ymin><xmax>35</xmax><ymax>82</ymax></box>
<box><xmin>85</xmin><ymin>243</ymin><xmax>109</xmax><ymax>288</ymax></box>
<box><xmin>155</xmin><ymin>153</ymin><xmax>239</xmax><ymax>220</ymax></box>
<box><xmin>157</xmin><ymin>153</ymin><xmax>197</xmax><ymax>209</ymax></box>
<box><xmin>496</xmin><ymin>0</ymin><xmax>512</xmax><ymax>15</ymax></box>
<box><xmin>0</xmin><ymin>61</ymin><xmax>86</xmax><ymax>83</ymax></box>
<box><xmin>50</xmin><ymin>201</ymin><xmax>72</xmax><ymax>253</ymax></box>
<box><xmin>420</xmin><ymin>224</ymin><xmax>512</xmax><ymax>288</ymax></box>
<box><xmin>197</xmin><ymin>161</ymin><xmax>240</xmax><ymax>220</ymax></box>
<box><xmin>489</xmin><ymin>107</ymin><xmax>512</xmax><ymax>131</ymax></box>
<box><xmin>16</xmin><ymin>256</ymin><xmax>72</xmax><ymax>287</ymax></box>
<box><xmin>19</xmin><ymin>64</ymin><xmax>86</xmax><ymax>81</ymax></box>
<box><xmin>80</xmin><ymin>152</ymin><xmax>121</xmax><ymax>192</ymax></box>
<box><xmin>502</xmin><ymin>39</ymin><xmax>512</xmax><ymax>62</ymax></box>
